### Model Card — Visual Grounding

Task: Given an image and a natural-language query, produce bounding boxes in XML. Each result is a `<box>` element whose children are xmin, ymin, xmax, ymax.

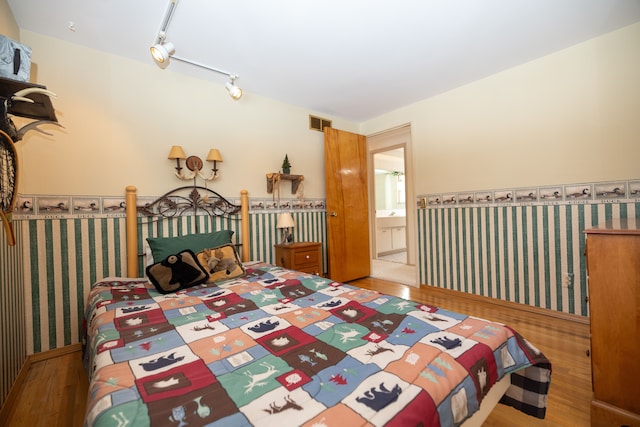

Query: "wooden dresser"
<box><xmin>274</xmin><ymin>242</ymin><xmax>322</xmax><ymax>276</ymax></box>
<box><xmin>585</xmin><ymin>220</ymin><xmax>640</xmax><ymax>427</ymax></box>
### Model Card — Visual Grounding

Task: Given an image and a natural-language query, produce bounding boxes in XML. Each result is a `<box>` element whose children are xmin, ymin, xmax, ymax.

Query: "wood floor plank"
<box><xmin>4</xmin><ymin>277</ymin><xmax>591</xmax><ymax>427</ymax></box>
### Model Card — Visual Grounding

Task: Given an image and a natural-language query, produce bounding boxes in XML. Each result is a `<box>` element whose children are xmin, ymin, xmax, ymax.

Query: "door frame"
<box><xmin>366</xmin><ymin>124</ymin><xmax>416</xmax><ymax>266</ymax></box>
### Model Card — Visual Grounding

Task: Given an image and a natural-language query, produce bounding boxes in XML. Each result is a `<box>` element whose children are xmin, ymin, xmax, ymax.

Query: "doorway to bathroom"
<box><xmin>374</xmin><ymin>148</ymin><xmax>407</xmax><ymax>263</ymax></box>
<box><xmin>367</xmin><ymin>125</ymin><xmax>417</xmax><ymax>286</ymax></box>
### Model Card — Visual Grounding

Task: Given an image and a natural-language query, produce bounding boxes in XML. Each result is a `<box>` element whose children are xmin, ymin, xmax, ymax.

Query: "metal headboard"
<box><xmin>125</xmin><ymin>185</ymin><xmax>250</xmax><ymax>276</ymax></box>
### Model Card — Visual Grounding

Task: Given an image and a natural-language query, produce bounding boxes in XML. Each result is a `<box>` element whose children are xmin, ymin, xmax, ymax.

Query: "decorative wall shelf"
<box><xmin>266</xmin><ymin>172</ymin><xmax>304</xmax><ymax>194</ymax></box>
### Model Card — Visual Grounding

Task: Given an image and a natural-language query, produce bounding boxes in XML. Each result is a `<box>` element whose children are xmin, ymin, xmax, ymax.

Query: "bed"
<box><xmin>82</xmin><ymin>186</ymin><xmax>551</xmax><ymax>427</ymax></box>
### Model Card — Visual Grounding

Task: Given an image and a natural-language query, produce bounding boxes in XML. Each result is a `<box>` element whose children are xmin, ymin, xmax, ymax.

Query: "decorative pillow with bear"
<box><xmin>196</xmin><ymin>244</ymin><xmax>245</xmax><ymax>283</ymax></box>
<box><xmin>146</xmin><ymin>249</ymin><xmax>209</xmax><ymax>294</ymax></box>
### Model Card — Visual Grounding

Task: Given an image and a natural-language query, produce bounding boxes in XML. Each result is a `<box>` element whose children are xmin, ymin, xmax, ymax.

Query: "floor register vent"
<box><xmin>309</xmin><ymin>115</ymin><xmax>332</xmax><ymax>132</ymax></box>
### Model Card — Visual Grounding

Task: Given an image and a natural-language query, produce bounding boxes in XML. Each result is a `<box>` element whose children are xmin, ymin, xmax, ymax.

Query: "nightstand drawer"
<box><xmin>294</xmin><ymin>249</ymin><xmax>319</xmax><ymax>266</ymax></box>
<box><xmin>297</xmin><ymin>265</ymin><xmax>321</xmax><ymax>275</ymax></box>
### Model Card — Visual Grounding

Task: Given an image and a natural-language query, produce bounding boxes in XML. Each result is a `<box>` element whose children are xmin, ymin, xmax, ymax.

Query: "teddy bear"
<box><xmin>201</xmin><ymin>247</ymin><xmax>239</xmax><ymax>275</ymax></box>
<box><xmin>212</xmin><ymin>247</ymin><xmax>239</xmax><ymax>274</ymax></box>
<box><xmin>200</xmin><ymin>248</ymin><xmax>221</xmax><ymax>273</ymax></box>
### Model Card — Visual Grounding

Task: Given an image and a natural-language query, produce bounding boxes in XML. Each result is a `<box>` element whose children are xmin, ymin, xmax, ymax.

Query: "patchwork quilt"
<box><xmin>82</xmin><ymin>263</ymin><xmax>551</xmax><ymax>427</ymax></box>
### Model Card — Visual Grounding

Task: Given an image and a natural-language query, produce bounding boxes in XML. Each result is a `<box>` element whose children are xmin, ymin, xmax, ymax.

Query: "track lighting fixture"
<box><xmin>150</xmin><ymin>0</ymin><xmax>243</xmax><ymax>100</ymax></box>
<box><xmin>225</xmin><ymin>77</ymin><xmax>243</xmax><ymax>100</ymax></box>
<box><xmin>150</xmin><ymin>40</ymin><xmax>174</xmax><ymax>65</ymax></box>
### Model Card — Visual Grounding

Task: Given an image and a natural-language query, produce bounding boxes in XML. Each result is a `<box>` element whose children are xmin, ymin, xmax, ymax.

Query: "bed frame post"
<box><xmin>241</xmin><ymin>189</ymin><xmax>249</xmax><ymax>262</ymax></box>
<box><xmin>126</xmin><ymin>185</ymin><xmax>139</xmax><ymax>277</ymax></box>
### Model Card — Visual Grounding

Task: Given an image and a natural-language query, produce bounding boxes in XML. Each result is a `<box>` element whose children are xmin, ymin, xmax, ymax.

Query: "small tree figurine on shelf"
<box><xmin>281</xmin><ymin>154</ymin><xmax>292</xmax><ymax>174</ymax></box>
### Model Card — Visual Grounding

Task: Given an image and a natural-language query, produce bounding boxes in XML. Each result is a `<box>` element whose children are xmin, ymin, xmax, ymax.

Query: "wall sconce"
<box><xmin>168</xmin><ymin>145</ymin><xmax>223</xmax><ymax>181</ymax></box>
<box><xmin>276</xmin><ymin>212</ymin><xmax>295</xmax><ymax>244</ymax></box>
<box><xmin>150</xmin><ymin>0</ymin><xmax>243</xmax><ymax>100</ymax></box>
<box><xmin>204</xmin><ymin>149</ymin><xmax>223</xmax><ymax>180</ymax></box>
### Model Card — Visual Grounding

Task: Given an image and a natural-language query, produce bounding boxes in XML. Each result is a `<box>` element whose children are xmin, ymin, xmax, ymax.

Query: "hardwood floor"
<box><xmin>3</xmin><ymin>346</ymin><xmax>88</xmax><ymax>427</ymax></box>
<box><xmin>3</xmin><ymin>277</ymin><xmax>591</xmax><ymax>427</ymax></box>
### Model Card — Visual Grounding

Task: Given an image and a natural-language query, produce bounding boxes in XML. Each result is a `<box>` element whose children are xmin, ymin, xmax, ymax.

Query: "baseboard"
<box><xmin>28</xmin><ymin>343</ymin><xmax>82</xmax><ymax>363</ymax></box>
<box><xmin>591</xmin><ymin>399</ymin><xmax>640</xmax><ymax>426</ymax></box>
<box><xmin>420</xmin><ymin>284</ymin><xmax>590</xmax><ymax>326</ymax></box>
<box><xmin>0</xmin><ymin>343</ymin><xmax>83</xmax><ymax>424</ymax></box>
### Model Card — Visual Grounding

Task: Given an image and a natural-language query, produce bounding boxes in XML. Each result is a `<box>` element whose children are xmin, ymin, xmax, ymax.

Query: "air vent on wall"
<box><xmin>309</xmin><ymin>115</ymin><xmax>332</xmax><ymax>132</ymax></box>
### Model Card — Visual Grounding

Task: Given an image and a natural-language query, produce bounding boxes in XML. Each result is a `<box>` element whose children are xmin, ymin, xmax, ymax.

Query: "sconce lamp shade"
<box><xmin>150</xmin><ymin>42</ymin><xmax>175</xmax><ymax>64</ymax></box>
<box><xmin>206</xmin><ymin>149</ymin><xmax>223</xmax><ymax>162</ymax></box>
<box><xmin>168</xmin><ymin>145</ymin><xmax>187</xmax><ymax>160</ymax></box>
<box><xmin>276</xmin><ymin>213</ymin><xmax>295</xmax><ymax>229</ymax></box>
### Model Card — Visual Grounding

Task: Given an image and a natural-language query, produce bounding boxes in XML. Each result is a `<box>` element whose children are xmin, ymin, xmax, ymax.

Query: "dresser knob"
<box><xmin>305</xmin><ymin>255</ymin><xmax>310</xmax><ymax>259</ymax></box>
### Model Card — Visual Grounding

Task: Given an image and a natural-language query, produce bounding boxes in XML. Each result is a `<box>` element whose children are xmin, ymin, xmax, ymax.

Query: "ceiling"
<box><xmin>7</xmin><ymin>0</ymin><xmax>640</xmax><ymax>122</ymax></box>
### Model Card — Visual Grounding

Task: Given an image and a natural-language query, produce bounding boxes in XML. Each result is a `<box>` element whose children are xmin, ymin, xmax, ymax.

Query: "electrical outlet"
<box><xmin>562</xmin><ymin>273</ymin><xmax>574</xmax><ymax>288</ymax></box>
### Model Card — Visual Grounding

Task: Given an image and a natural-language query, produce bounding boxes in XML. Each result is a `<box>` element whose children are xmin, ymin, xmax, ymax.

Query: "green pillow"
<box><xmin>146</xmin><ymin>230</ymin><xmax>234</xmax><ymax>262</ymax></box>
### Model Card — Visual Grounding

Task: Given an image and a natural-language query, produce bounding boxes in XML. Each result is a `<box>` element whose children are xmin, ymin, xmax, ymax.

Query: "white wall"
<box><xmin>361</xmin><ymin>23</ymin><xmax>640</xmax><ymax>195</ymax></box>
<box><xmin>12</xmin><ymin>31</ymin><xmax>359</xmax><ymax>199</ymax></box>
<box><xmin>0</xmin><ymin>0</ymin><xmax>18</xmax><ymax>39</ymax></box>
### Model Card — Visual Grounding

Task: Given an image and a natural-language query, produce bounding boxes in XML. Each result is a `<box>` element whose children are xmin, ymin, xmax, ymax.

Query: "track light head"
<box><xmin>225</xmin><ymin>78</ymin><xmax>243</xmax><ymax>100</ymax></box>
<box><xmin>150</xmin><ymin>41</ymin><xmax>175</xmax><ymax>66</ymax></box>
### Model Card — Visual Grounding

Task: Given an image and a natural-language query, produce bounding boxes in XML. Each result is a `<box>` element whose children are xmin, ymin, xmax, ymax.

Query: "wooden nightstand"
<box><xmin>274</xmin><ymin>242</ymin><xmax>322</xmax><ymax>276</ymax></box>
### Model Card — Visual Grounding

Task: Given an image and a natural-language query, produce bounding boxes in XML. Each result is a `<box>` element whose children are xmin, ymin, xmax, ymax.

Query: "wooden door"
<box><xmin>324</xmin><ymin>128</ymin><xmax>370</xmax><ymax>282</ymax></box>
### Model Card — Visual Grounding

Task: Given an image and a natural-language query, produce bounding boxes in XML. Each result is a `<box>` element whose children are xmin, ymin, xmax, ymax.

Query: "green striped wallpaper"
<box><xmin>0</xmin><ymin>221</ymin><xmax>26</xmax><ymax>407</ymax></box>
<box><xmin>22</xmin><ymin>216</ymin><xmax>129</xmax><ymax>354</ymax></box>
<box><xmin>10</xmin><ymin>207</ymin><xmax>327</xmax><ymax>355</ymax></box>
<box><xmin>418</xmin><ymin>184</ymin><xmax>640</xmax><ymax>316</ymax></box>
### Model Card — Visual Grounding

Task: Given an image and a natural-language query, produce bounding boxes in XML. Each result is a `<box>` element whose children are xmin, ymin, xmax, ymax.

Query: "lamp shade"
<box><xmin>276</xmin><ymin>213</ymin><xmax>295</xmax><ymax>229</ymax></box>
<box><xmin>206</xmin><ymin>149</ymin><xmax>223</xmax><ymax>162</ymax></box>
<box><xmin>168</xmin><ymin>145</ymin><xmax>186</xmax><ymax>160</ymax></box>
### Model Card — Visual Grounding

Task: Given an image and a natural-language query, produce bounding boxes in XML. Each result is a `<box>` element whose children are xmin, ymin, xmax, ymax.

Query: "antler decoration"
<box><xmin>174</xmin><ymin>168</ymin><xmax>223</xmax><ymax>181</ymax></box>
<box><xmin>0</xmin><ymin>79</ymin><xmax>61</xmax><ymax>246</ymax></box>
<box><xmin>175</xmin><ymin>168</ymin><xmax>197</xmax><ymax>181</ymax></box>
<box><xmin>0</xmin><ymin>87</ymin><xmax>62</xmax><ymax>142</ymax></box>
